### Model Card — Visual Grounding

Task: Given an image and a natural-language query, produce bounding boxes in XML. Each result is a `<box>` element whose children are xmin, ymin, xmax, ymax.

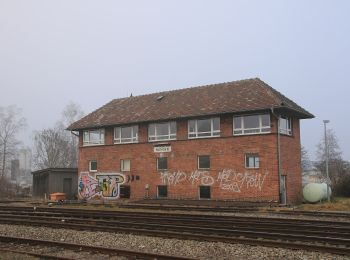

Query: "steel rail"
<box><xmin>0</xmin><ymin>212</ymin><xmax>349</xmax><ymax>240</ymax></box>
<box><xmin>0</xmin><ymin>248</ymin><xmax>74</xmax><ymax>260</ymax></box>
<box><xmin>0</xmin><ymin>206</ymin><xmax>349</xmax><ymax>227</ymax></box>
<box><xmin>0</xmin><ymin>219</ymin><xmax>349</xmax><ymax>257</ymax></box>
<box><xmin>0</xmin><ymin>208</ymin><xmax>349</xmax><ymax>233</ymax></box>
<box><xmin>0</xmin><ymin>235</ymin><xmax>193</xmax><ymax>260</ymax></box>
<box><xmin>0</xmin><ymin>216</ymin><xmax>349</xmax><ymax>248</ymax></box>
<box><xmin>2</xmin><ymin>205</ymin><xmax>350</xmax><ymax>220</ymax></box>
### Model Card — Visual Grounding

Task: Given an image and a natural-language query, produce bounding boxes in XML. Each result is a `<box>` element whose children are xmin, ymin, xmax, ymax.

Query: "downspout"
<box><xmin>70</xmin><ymin>131</ymin><xmax>79</xmax><ymax>137</ymax></box>
<box><xmin>270</xmin><ymin>108</ymin><xmax>282</xmax><ymax>204</ymax></box>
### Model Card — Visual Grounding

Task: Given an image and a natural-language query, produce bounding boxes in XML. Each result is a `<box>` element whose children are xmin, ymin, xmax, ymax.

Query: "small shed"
<box><xmin>32</xmin><ymin>168</ymin><xmax>77</xmax><ymax>199</ymax></box>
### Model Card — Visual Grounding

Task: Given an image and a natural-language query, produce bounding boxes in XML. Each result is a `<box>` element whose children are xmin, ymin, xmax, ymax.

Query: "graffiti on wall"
<box><xmin>78</xmin><ymin>172</ymin><xmax>125</xmax><ymax>199</ymax></box>
<box><xmin>160</xmin><ymin>169</ymin><xmax>268</xmax><ymax>193</ymax></box>
<box><xmin>217</xmin><ymin>169</ymin><xmax>268</xmax><ymax>193</ymax></box>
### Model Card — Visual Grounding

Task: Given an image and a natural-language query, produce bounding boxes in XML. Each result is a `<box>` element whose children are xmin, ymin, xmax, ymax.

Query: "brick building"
<box><xmin>68</xmin><ymin>78</ymin><xmax>313</xmax><ymax>204</ymax></box>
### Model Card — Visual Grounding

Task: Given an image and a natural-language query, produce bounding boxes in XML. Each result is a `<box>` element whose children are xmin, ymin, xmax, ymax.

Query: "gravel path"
<box><xmin>0</xmin><ymin>224</ymin><xmax>348</xmax><ymax>260</ymax></box>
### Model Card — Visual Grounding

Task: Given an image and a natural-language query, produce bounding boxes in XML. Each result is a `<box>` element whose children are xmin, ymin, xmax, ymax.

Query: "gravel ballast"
<box><xmin>0</xmin><ymin>224</ymin><xmax>348</xmax><ymax>260</ymax></box>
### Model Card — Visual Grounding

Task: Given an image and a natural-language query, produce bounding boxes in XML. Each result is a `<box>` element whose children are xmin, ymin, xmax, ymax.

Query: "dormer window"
<box><xmin>83</xmin><ymin>129</ymin><xmax>105</xmax><ymax>146</ymax></box>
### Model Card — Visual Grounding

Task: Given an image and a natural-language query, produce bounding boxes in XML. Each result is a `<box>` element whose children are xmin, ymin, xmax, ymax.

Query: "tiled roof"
<box><xmin>68</xmin><ymin>78</ymin><xmax>314</xmax><ymax>130</ymax></box>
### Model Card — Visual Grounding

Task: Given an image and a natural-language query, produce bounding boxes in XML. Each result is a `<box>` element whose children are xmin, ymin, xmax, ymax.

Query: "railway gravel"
<box><xmin>0</xmin><ymin>224</ymin><xmax>348</xmax><ymax>260</ymax></box>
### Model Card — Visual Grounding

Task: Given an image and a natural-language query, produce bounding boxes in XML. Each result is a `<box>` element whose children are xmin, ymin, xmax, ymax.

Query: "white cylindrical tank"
<box><xmin>303</xmin><ymin>183</ymin><xmax>332</xmax><ymax>203</ymax></box>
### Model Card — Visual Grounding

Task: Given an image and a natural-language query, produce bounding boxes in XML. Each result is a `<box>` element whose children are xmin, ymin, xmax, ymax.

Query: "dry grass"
<box><xmin>297</xmin><ymin>197</ymin><xmax>350</xmax><ymax>212</ymax></box>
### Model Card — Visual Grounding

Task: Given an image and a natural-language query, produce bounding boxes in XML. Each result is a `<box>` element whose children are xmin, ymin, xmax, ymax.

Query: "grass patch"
<box><xmin>297</xmin><ymin>197</ymin><xmax>350</xmax><ymax>212</ymax></box>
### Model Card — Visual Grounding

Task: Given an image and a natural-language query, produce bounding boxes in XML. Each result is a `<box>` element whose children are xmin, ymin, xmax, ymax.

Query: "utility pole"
<box><xmin>323</xmin><ymin>120</ymin><xmax>330</xmax><ymax>202</ymax></box>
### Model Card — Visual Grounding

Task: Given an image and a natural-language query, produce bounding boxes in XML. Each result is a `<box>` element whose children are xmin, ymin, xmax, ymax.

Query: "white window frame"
<box><xmin>83</xmin><ymin>129</ymin><xmax>105</xmax><ymax>146</ymax></box>
<box><xmin>114</xmin><ymin>125</ymin><xmax>138</xmax><ymax>144</ymax></box>
<box><xmin>245</xmin><ymin>154</ymin><xmax>260</xmax><ymax>169</ymax></box>
<box><xmin>148</xmin><ymin>122</ymin><xmax>176</xmax><ymax>142</ymax></box>
<box><xmin>89</xmin><ymin>160</ymin><xmax>97</xmax><ymax>172</ymax></box>
<box><xmin>188</xmin><ymin>117</ymin><xmax>220</xmax><ymax>139</ymax></box>
<box><xmin>279</xmin><ymin>117</ymin><xmax>292</xmax><ymax>135</ymax></box>
<box><xmin>233</xmin><ymin>114</ymin><xmax>271</xmax><ymax>136</ymax></box>
<box><xmin>198</xmin><ymin>155</ymin><xmax>210</xmax><ymax>170</ymax></box>
<box><xmin>120</xmin><ymin>159</ymin><xmax>131</xmax><ymax>172</ymax></box>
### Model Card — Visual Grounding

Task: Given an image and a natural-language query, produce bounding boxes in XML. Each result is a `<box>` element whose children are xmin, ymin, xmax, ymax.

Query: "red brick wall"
<box><xmin>78</xmin><ymin>114</ymin><xmax>302</xmax><ymax>204</ymax></box>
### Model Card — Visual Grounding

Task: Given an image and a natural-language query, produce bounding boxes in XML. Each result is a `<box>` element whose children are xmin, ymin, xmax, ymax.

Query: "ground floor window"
<box><xmin>245</xmin><ymin>154</ymin><xmax>260</xmax><ymax>169</ymax></box>
<box><xmin>157</xmin><ymin>185</ymin><xmax>168</xmax><ymax>198</ymax></box>
<box><xmin>157</xmin><ymin>157</ymin><xmax>168</xmax><ymax>171</ymax></box>
<box><xmin>120</xmin><ymin>185</ymin><xmax>130</xmax><ymax>198</ymax></box>
<box><xmin>120</xmin><ymin>159</ymin><xmax>131</xmax><ymax>171</ymax></box>
<box><xmin>199</xmin><ymin>186</ymin><xmax>211</xmax><ymax>199</ymax></box>
<box><xmin>198</xmin><ymin>155</ymin><xmax>210</xmax><ymax>169</ymax></box>
<box><xmin>89</xmin><ymin>160</ymin><xmax>97</xmax><ymax>172</ymax></box>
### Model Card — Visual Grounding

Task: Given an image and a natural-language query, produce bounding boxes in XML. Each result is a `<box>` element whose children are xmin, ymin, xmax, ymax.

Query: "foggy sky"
<box><xmin>0</xmin><ymin>1</ymin><xmax>349</xmax><ymax>160</ymax></box>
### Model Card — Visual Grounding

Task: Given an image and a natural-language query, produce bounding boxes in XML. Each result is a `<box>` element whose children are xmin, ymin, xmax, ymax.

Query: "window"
<box><xmin>157</xmin><ymin>185</ymin><xmax>168</xmax><ymax>198</ymax></box>
<box><xmin>83</xmin><ymin>129</ymin><xmax>105</xmax><ymax>146</ymax></box>
<box><xmin>148</xmin><ymin>122</ymin><xmax>176</xmax><ymax>141</ymax></box>
<box><xmin>157</xmin><ymin>157</ymin><xmax>168</xmax><ymax>171</ymax></box>
<box><xmin>89</xmin><ymin>160</ymin><xmax>97</xmax><ymax>172</ymax></box>
<box><xmin>198</xmin><ymin>155</ymin><xmax>210</xmax><ymax>169</ymax></box>
<box><xmin>188</xmin><ymin>117</ymin><xmax>220</xmax><ymax>138</ymax></box>
<box><xmin>120</xmin><ymin>185</ymin><xmax>130</xmax><ymax>198</ymax></box>
<box><xmin>199</xmin><ymin>186</ymin><xmax>211</xmax><ymax>199</ymax></box>
<box><xmin>233</xmin><ymin>114</ymin><xmax>271</xmax><ymax>135</ymax></box>
<box><xmin>245</xmin><ymin>154</ymin><xmax>260</xmax><ymax>169</ymax></box>
<box><xmin>114</xmin><ymin>126</ymin><xmax>138</xmax><ymax>144</ymax></box>
<box><xmin>279</xmin><ymin>117</ymin><xmax>292</xmax><ymax>135</ymax></box>
<box><xmin>121</xmin><ymin>159</ymin><xmax>131</xmax><ymax>171</ymax></box>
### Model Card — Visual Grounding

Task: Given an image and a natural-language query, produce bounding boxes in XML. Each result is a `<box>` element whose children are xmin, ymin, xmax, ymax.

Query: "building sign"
<box><xmin>154</xmin><ymin>146</ymin><xmax>171</xmax><ymax>153</ymax></box>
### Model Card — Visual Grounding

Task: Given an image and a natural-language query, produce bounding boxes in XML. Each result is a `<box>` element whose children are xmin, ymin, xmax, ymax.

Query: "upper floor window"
<box><xmin>114</xmin><ymin>125</ymin><xmax>138</xmax><ymax>144</ymax></box>
<box><xmin>279</xmin><ymin>117</ymin><xmax>292</xmax><ymax>135</ymax></box>
<box><xmin>148</xmin><ymin>122</ymin><xmax>176</xmax><ymax>141</ymax></box>
<box><xmin>83</xmin><ymin>129</ymin><xmax>105</xmax><ymax>146</ymax></box>
<box><xmin>233</xmin><ymin>114</ymin><xmax>271</xmax><ymax>135</ymax></box>
<box><xmin>188</xmin><ymin>117</ymin><xmax>220</xmax><ymax>138</ymax></box>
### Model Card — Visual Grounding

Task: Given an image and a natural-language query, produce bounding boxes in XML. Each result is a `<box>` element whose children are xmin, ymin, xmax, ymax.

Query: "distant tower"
<box><xmin>11</xmin><ymin>160</ymin><xmax>20</xmax><ymax>181</ymax></box>
<box><xmin>18</xmin><ymin>148</ymin><xmax>32</xmax><ymax>176</ymax></box>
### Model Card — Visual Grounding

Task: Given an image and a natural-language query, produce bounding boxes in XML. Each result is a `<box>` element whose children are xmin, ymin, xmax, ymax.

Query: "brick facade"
<box><xmin>78</xmin><ymin>113</ymin><xmax>302</xmax><ymax>204</ymax></box>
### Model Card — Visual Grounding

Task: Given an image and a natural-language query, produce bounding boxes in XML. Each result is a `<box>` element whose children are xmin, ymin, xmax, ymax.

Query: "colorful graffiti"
<box><xmin>160</xmin><ymin>169</ymin><xmax>269</xmax><ymax>193</ymax></box>
<box><xmin>78</xmin><ymin>172</ymin><xmax>125</xmax><ymax>199</ymax></box>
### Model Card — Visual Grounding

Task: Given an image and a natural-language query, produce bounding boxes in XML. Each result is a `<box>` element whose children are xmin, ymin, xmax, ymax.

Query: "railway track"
<box><xmin>0</xmin><ymin>235</ymin><xmax>191</xmax><ymax>260</ymax></box>
<box><xmin>0</xmin><ymin>206</ymin><xmax>349</xmax><ymax>256</ymax></box>
<box><xmin>119</xmin><ymin>203</ymin><xmax>259</xmax><ymax>212</ymax></box>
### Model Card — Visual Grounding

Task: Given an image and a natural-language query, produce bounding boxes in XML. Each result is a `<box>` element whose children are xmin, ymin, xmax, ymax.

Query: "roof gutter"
<box><xmin>70</xmin><ymin>131</ymin><xmax>79</xmax><ymax>137</ymax></box>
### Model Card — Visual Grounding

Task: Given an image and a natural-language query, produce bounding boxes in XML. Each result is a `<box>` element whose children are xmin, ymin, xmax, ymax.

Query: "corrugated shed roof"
<box><xmin>68</xmin><ymin>78</ymin><xmax>314</xmax><ymax>130</ymax></box>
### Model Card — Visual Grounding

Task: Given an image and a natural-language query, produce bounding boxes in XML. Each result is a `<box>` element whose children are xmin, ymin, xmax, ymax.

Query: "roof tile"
<box><xmin>68</xmin><ymin>78</ymin><xmax>314</xmax><ymax>130</ymax></box>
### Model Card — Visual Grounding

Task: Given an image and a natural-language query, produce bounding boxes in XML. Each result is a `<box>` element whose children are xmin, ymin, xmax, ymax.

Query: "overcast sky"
<box><xmin>0</xmin><ymin>1</ymin><xmax>349</xmax><ymax>161</ymax></box>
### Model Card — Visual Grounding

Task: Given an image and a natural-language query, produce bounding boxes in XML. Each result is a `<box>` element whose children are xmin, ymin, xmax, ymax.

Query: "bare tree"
<box><xmin>315</xmin><ymin>128</ymin><xmax>344</xmax><ymax>186</ymax></box>
<box><xmin>33</xmin><ymin>102</ymin><xmax>84</xmax><ymax>170</ymax></box>
<box><xmin>301</xmin><ymin>146</ymin><xmax>312</xmax><ymax>172</ymax></box>
<box><xmin>33</xmin><ymin>128</ymin><xmax>70</xmax><ymax>169</ymax></box>
<box><xmin>0</xmin><ymin>105</ymin><xmax>26</xmax><ymax>179</ymax></box>
<box><xmin>60</xmin><ymin>102</ymin><xmax>84</xmax><ymax>128</ymax></box>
